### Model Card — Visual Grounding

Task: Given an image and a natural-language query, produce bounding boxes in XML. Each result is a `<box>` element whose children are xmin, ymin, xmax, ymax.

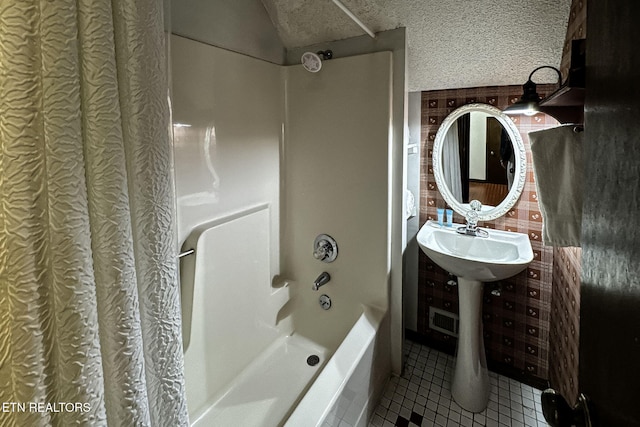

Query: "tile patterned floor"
<box><xmin>370</xmin><ymin>340</ymin><xmax>550</xmax><ymax>427</ymax></box>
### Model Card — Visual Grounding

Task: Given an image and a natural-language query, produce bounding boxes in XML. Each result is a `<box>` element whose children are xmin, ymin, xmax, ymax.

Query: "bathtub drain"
<box><xmin>306</xmin><ymin>355</ymin><xmax>320</xmax><ymax>367</ymax></box>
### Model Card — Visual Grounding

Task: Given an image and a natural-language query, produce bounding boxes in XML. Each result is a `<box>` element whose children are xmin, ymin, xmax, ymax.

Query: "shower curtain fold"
<box><xmin>0</xmin><ymin>0</ymin><xmax>188</xmax><ymax>425</ymax></box>
<box><xmin>442</xmin><ymin>124</ymin><xmax>463</xmax><ymax>203</ymax></box>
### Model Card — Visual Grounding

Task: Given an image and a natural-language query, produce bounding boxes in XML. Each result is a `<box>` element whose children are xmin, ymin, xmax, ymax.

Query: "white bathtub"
<box><xmin>285</xmin><ymin>306</ymin><xmax>387</xmax><ymax>427</ymax></box>
<box><xmin>180</xmin><ymin>206</ymin><xmax>390</xmax><ymax>427</ymax></box>
<box><xmin>188</xmin><ymin>305</ymin><xmax>386</xmax><ymax>427</ymax></box>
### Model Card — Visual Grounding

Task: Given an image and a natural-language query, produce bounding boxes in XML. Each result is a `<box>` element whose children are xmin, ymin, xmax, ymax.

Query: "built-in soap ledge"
<box><xmin>269</xmin><ymin>279</ymin><xmax>291</xmax><ymax>306</ymax></box>
<box><xmin>269</xmin><ymin>277</ymin><xmax>294</xmax><ymax>333</ymax></box>
<box><xmin>271</xmin><ymin>276</ymin><xmax>290</xmax><ymax>289</ymax></box>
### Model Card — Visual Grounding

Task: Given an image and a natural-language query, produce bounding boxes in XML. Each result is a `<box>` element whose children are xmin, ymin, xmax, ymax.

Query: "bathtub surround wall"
<box><xmin>172</xmin><ymin>35</ymin><xmax>401</xmax><ymax>424</ymax></box>
<box><xmin>580</xmin><ymin>1</ymin><xmax>640</xmax><ymax>425</ymax></box>
<box><xmin>171</xmin><ymin>35</ymin><xmax>282</xmax><ymax>260</ymax></box>
<box><xmin>285</xmin><ymin>27</ymin><xmax>408</xmax><ymax>374</ymax></box>
<box><xmin>171</xmin><ymin>35</ymin><xmax>284</xmax><ymax>422</ymax></box>
<box><xmin>181</xmin><ymin>207</ymin><xmax>292</xmax><ymax>423</ymax></box>
<box><xmin>418</xmin><ymin>85</ymin><xmax>558</xmax><ymax>386</ymax></box>
<box><xmin>281</xmin><ymin>52</ymin><xmax>392</xmax><ymax>318</ymax></box>
<box><xmin>281</xmin><ymin>55</ymin><xmax>394</xmax><ymax>408</ymax></box>
<box><xmin>171</xmin><ymin>0</ymin><xmax>285</xmax><ymax>64</ymax></box>
<box><xmin>173</xmin><ymin>0</ymin><xmax>410</xmax><ymax>384</ymax></box>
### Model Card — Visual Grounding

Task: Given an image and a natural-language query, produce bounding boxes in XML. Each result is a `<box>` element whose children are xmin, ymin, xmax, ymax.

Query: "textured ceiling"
<box><xmin>261</xmin><ymin>0</ymin><xmax>572</xmax><ymax>92</ymax></box>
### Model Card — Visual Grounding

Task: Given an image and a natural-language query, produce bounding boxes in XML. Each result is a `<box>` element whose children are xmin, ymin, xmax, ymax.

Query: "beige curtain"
<box><xmin>0</xmin><ymin>0</ymin><xmax>188</xmax><ymax>425</ymax></box>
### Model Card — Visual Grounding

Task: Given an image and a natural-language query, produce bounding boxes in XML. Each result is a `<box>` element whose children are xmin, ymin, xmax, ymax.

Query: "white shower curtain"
<box><xmin>442</xmin><ymin>125</ymin><xmax>463</xmax><ymax>202</ymax></box>
<box><xmin>0</xmin><ymin>0</ymin><xmax>188</xmax><ymax>426</ymax></box>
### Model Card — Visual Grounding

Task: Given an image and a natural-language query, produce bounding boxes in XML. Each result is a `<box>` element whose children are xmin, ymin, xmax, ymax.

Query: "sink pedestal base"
<box><xmin>452</xmin><ymin>278</ymin><xmax>490</xmax><ymax>413</ymax></box>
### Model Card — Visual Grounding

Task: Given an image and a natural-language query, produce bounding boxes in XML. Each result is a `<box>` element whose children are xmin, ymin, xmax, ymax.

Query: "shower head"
<box><xmin>301</xmin><ymin>51</ymin><xmax>322</xmax><ymax>73</ymax></box>
<box><xmin>301</xmin><ymin>50</ymin><xmax>333</xmax><ymax>73</ymax></box>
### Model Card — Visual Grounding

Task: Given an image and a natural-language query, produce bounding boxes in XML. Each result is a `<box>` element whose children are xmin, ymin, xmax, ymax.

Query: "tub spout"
<box><xmin>312</xmin><ymin>272</ymin><xmax>331</xmax><ymax>291</ymax></box>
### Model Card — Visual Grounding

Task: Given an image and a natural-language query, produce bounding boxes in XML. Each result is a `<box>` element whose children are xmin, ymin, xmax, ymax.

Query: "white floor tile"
<box><xmin>369</xmin><ymin>342</ymin><xmax>549</xmax><ymax>427</ymax></box>
<box><xmin>460</xmin><ymin>415</ymin><xmax>473</xmax><ymax>427</ymax></box>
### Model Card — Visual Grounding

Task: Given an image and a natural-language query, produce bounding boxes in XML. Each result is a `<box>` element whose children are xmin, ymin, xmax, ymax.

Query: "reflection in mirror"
<box><xmin>433</xmin><ymin>104</ymin><xmax>526</xmax><ymax>221</ymax></box>
<box><xmin>443</xmin><ymin>112</ymin><xmax>515</xmax><ymax>208</ymax></box>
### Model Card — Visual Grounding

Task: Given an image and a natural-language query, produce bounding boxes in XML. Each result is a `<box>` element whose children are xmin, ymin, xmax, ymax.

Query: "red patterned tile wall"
<box><xmin>549</xmin><ymin>0</ymin><xmax>586</xmax><ymax>405</ymax></box>
<box><xmin>418</xmin><ymin>85</ymin><xmax>558</xmax><ymax>385</ymax></box>
<box><xmin>550</xmin><ymin>247</ymin><xmax>581</xmax><ymax>404</ymax></box>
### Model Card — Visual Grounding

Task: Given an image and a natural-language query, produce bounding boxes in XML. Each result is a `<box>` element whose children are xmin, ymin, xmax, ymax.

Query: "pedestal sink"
<box><xmin>416</xmin><ymin>220</ymin><xmax>533</xmax><ymax>412</ymax></box>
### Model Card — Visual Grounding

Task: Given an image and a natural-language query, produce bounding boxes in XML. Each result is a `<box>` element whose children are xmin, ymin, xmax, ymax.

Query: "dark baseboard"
<box><xmin>405</xmin><ymin>329</ymin><xmax>549</xmax><ymax>391</ymax></box>
<box><xmin>406</xmin><ymin>329</ymin><xmax>456</xmax><ymax>355</ymax></box>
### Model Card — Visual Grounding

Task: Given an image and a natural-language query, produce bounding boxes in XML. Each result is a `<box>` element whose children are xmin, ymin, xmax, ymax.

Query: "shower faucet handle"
<box><xmin>313</xmin><ymin>241</ymin><xmax>331</xmax><ymax>260</ymax></box>
<box><xmin>313</xmin><ymin>234</ymin><xmax>338</xmax><ymax>263</ymax></box>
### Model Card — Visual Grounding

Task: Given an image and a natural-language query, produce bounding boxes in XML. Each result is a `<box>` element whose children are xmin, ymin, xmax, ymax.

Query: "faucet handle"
<box><xmin>465</xmin><ymin>201</ymin><xmax>481</xmax><ymax>232</ymax></box>
<box><xmin>469</xmin><ymin>199</ymin><xmax>482</xmax><ymax>212</ymax></box>
<box><xmin>313</xmin><ymin>241</ymin><xmax>331</xmax><ymax>260</ymax></box>
<box><xmin>457</xmin><ymin>200</ymin><xmax>488</xmax><ymax>236</ymax></box>
<box><xmin>313</xmin><ymin>234</ymin><xmax>338</xmax><ymax>263</ymax></box>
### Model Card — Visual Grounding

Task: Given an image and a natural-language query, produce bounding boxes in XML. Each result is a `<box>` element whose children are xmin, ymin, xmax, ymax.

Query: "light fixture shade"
<box><xmin>504</xmin><ymin>79</ymin><xmax>542</xmax><ymax>116</ymax></box>
<box><xmin>504</xmin><ymin>100</ymin><xmax>540</xmax><ymax>116</ymax></box>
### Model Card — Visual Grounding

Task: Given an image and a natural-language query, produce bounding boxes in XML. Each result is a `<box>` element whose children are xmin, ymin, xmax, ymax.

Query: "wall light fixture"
<box><xmin>503</xmin><ymin>66</ymin><xmax>562</xmax><ymax>116</ymax></box>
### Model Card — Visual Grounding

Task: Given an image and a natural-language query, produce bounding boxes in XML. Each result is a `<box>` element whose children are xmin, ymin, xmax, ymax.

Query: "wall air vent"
<box><xmin>429</xmin><ymin>307</ymin><xmax>459</xmax><ymax>337</ymax></box>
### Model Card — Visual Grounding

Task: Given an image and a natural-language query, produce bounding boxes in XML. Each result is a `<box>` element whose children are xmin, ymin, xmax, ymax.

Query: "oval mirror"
<box><xmin>432</xmin><ymin>103</ymin><xmax>526</xmax><ymax>221</ymax></box>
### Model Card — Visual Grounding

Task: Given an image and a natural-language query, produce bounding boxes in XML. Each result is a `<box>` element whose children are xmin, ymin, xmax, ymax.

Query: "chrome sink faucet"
<box><xmin>312</xmin><ymin>272</ymin><xmax>331</xmax><ymax>291</ymax></box>
<box><xmin>457</xmin><ymin>200</ymin><xmax>488</xmax><ymax>237</ymax></box>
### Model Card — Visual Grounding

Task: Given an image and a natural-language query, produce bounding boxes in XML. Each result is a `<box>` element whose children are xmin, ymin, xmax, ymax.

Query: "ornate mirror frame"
<box><xmin>432</xmin><ymin>103</ymin><xmax>526</xmax><ymax>221</ymax></box>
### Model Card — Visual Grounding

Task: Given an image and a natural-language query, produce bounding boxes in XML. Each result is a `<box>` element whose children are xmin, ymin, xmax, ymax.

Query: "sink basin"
<box><xmin>416</xmin><ymin>220</ymin><xmax>533</xmax><ymax>413</ymax></box>
<box><xmin>417</xmin><ymin>220</ymin><xmax>533</xmax><ymax>281</ymax></box>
